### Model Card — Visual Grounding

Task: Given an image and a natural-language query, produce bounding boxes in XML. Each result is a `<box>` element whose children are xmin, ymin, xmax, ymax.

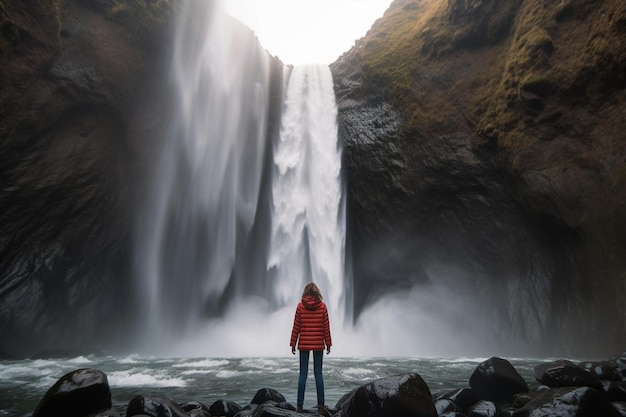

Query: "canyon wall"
<box><xmin>331</xmin><ymin>0</ymin><xmax>626</xmax><ymax>355</ymax></box>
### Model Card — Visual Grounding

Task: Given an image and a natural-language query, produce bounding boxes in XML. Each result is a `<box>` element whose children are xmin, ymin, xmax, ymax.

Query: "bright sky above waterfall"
<box><xmin>222</xmin><ymin>0</ymin><xmax>393</xmax><ymax>65</ymax></box>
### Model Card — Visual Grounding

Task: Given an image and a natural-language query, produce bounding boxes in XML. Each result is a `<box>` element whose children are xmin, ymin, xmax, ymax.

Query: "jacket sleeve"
<box><xmin>323</xmin><ymin>304</ymin><xmax>331</xmax><ymax>348</ymax></box>
<box><xmin>290</xmin><ymin>304</ymin><xmax>301</xmax><ymax>347</ymax></box>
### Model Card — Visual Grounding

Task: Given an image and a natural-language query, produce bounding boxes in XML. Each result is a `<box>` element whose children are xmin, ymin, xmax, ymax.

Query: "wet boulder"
<box><xmin>435</xmin><ymin>398</ymin><xmax>462</xmax><ymax>415</ymax></box>
<box><xmin>467</xmin><ymin>400</ymin><xmax>501</xmax><ymax>417</ymax></box>
<box><xmin>578</xmin><ymin>361</ymin><xmax>621</xmax><ymax>381</ymax></box>
<box><xmin>85</xmin><ymin>410</ymin><xmax>121</xmax><ymax>417</ymax></box>
<box><xmin>126</xmin><ymin>394</ymin><xmax>187</xmax><ymax>417</ymax></box>
<box><xmin>251</xmin><ymin>388</ymin><xmax>286</xmax><ymax>404</ymax></box>
<box><xmin>438</xmin><ymin>387</ymin><xmax>479</xmax><ymax>412</ymax></box>
<box><xmin>181</xmin><ymin>401</ymin><xmax>211</xmax><ymax>417</ymax></box>
<box><xmin>511</xmin><ymin>386</ymin><xmax>620</xmax><ymax>417</ymax></box>
<box><xmin>534</xmin><ymin>360</ymin><xmax>603</xmax><ymax>390</ymax></box>
<box><xmin>605</xmin><ymin>381</ymin><xmax>626</xmax><ymax>402</ymax></box>
<box><xmin>469</xmin><ymin>357</ymin><xmax>528</xmax><ymax>403</ymax></box>
<box><xmin>341</xmin><ymin>373</ymin><xmax>437</xmax><ymax>417</ymax></box>
<box><xmin>210</xmin><ymin>399</ymin><xmax>244</xmax><ymax>417</ymax></box>
<box><xmin>250</xmin><ymin>402</ymin><xmax>300</xmax><ymax>417</ymax></box>
<box><xmin>33</xmin><ymin>368</ymin><xmax>112</xmax><ymax>417</ymax></box>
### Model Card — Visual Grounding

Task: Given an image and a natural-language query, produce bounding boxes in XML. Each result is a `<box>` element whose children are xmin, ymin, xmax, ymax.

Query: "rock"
<box><xmin>469</xmin><ymin>357</ymin><xmax>529</xmax><ymax>403</ymax></box>
<box><xmin>336</xmin><ymin>388</ymin><xmax>357</xmax><ymax>410</ymax></box>
<box><xmin>32</xmin><ymin>368</ymin><xmax>112</xmax><ymax>417</ymax></box>
<box><xmin>181</xmin><ymin>401</ymin><xmax>211</xmax><ymax>417</ymax></box>
<box><xmin>86</xmin><ymin>411</ymin><xmax>121</xmax><ymax>417</ymax></box>
<box><xmin>209</xmin><ymin>399</ymin><xmax>244</xmax><ymax>417</ymax></box>
<box><xmin>605</xmin><ymin>381</ymin><xmax>626</xmax><ymax>402</ymax></box>
<box><xmin>512</xmin><ymin>386</ymin><xmax>620</xmax><ymax>417</ymax></box>
<box><xmin>578</xmin><ymin>361</ymin><xmax>621</xmax><ymax>381</ymax></box>
<box><xmin>438</xmin><ymin>387</ymin><xmax>479</xmax><ymax>412</ymax></box>
<box><xmin>617</xmin><ymin>352</ymin><xmax>626</xmax><ymax>378</ymax></box>
<box><xmin>341</xmin><ymin>373</ymin><xmax>437</xmax><ymax>417</ymax></box>
<box><xmin>467</xmin><ymin>400</ymin><xmax>501</xmax><ymax>417</ymax></box>
<box><xmin>126</xmin><ymin>394</ymin><xmax>187</xmax><ymax>417</ymax></box>
<box><xmin>614</xmin><ymin>402</ymin><xmax>626</xmax><ymax>417</ymax></box>
<box><xmin>251</xmin><ymin>403</ymin><xmax>300</xmax><ymax>417</ymax></box>
<box><xmin>434</xmin><ymin>398</ymin><xmax>462</xmax><ymax>414</ymax></box>
<box><xmin>534</xmin><ymin>360</ymin><xmax>603</xmax><ymax>390</ymax></box>
<box><xmin>251</xmin><ymin>388</ymin><xmax>286</xmax><ymax>405</ymax></box>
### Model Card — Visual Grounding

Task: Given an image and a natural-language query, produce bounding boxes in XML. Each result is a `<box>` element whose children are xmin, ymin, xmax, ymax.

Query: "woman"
<box><xmin>290</xmin><ymin>282</ymin><xmax>332</xmax><ymax>415</ymax></box>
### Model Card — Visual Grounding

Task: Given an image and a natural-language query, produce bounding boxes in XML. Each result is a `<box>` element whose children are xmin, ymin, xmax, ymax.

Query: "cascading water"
<box><xmin>268</xmin><ymin>65</ymin><xmax>348</xmax><ymax>327</ymax></box>
<box><xmin>133</xmin><ymin>2</ymin><xmax>348</xmax><ymax>356</ymax></box>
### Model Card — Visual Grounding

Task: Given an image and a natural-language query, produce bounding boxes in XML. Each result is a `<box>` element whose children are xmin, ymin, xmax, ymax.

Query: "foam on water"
<box><xmin>108</xmin><ymin>370</ymin><xmax>187</xmax><ymax>388</ymax></box>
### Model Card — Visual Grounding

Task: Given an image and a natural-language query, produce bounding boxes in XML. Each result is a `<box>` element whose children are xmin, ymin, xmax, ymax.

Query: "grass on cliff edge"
<box><xmin>349</xmin><ymin>0</ymin><xmax>626</xmax><ymax>155</ymax></box>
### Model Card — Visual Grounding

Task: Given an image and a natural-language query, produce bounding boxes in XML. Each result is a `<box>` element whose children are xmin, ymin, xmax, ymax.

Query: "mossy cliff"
<box><xmin>332</xmin><ymin>0</ymin><xmax>626</xmax><ymax>355</ymax></box>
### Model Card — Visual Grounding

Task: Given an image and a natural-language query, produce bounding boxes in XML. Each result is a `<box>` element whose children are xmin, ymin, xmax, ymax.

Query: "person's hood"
<box><xmin>302</xmin><ymin>295</ymin><xmax>322</xmax><ymax>310</ymax></box>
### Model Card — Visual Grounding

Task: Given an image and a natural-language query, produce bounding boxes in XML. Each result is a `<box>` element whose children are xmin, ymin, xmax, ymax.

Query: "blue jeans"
<box><xmin>297</xmin><ymin>350</ymin><xmax>324</xmax><ymax>407</ymax></box>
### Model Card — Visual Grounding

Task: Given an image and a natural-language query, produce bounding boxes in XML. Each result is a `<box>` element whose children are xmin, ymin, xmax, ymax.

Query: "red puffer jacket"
<box><xmin>290</xmin><ymin>295</ymin><xmax>332</xmax><ymax>351</ymax></box>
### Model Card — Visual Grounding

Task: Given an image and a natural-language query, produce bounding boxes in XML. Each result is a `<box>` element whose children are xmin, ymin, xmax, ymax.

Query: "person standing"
<box><xmin>290</xmin><ymin>282</ymin><xmax>332</xmax><ymax>415</ymax></box>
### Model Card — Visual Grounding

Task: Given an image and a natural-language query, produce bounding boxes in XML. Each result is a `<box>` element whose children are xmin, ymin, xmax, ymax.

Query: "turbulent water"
<box><xmin>0</xmin><ymin>355</ymin><xmax>547</xmax><ymax>417</ymax></box>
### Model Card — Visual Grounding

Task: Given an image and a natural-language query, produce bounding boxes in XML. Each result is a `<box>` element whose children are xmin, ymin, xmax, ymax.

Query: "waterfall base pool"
<box><xmin>0</xmin><ymin>355</ymin><xmax>551</xmax><ymax>417</ymax></box>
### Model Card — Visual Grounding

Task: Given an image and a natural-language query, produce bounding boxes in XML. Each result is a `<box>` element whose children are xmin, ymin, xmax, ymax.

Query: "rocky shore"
<box><xmin>30</xmin><ymin>352</ymin><xmax>626</xmax><ymax>417</ymax></box>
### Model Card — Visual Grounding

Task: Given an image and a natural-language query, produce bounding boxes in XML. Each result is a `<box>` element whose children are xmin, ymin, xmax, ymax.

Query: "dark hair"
<box><xmin>302</xmin><ymin>282</ymin><xmax>323</xmax><ymax>301</ymax></box>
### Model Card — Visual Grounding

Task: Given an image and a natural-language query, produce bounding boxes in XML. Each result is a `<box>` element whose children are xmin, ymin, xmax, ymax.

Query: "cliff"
<box><xmin>0</xmin><ymin>0</ymin><xmax>179</xmax><ymax>351</ymax></box>
<box><xmin>331</xmin><ymin>0</ymin><xmax>626</xmax><ymax>355</ymax></box>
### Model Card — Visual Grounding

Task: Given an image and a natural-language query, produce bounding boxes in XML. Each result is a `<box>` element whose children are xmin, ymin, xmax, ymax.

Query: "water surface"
<box><xmin>0</xmin><ymin>355</ymin><xmax>545</xmax><ymax>416</ymax></box>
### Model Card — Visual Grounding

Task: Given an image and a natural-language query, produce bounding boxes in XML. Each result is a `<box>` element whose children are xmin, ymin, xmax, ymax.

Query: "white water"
<box><xmin>268</xmin><ymin>65</ymin><xmax>348</xmax><ymax>326</ymax></box>
<box><xmin>133</xmin><ymin>2</ymin><xmax>348</xmax><ymax>356</ymax></box>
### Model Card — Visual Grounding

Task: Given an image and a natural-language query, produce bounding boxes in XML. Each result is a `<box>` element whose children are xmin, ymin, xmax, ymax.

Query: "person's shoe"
<box><xmin>296</xmin><ymin>406</ymin><xmax>304</xmax><ymax>413</ymax></box>
<box><xmin>318</xmin><ymin>405</ymin><xmax>327</xmax><ymax>416</ymax></box>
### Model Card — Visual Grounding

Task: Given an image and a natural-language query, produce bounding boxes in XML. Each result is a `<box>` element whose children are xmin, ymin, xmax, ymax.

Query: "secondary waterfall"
<box><xmin>133</xmin><ymin>2</ymin><xmax>348</xmax><ymax>355</ymax></box>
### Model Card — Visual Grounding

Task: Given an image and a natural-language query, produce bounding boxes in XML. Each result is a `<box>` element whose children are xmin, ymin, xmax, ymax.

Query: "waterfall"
<box><xmin>133</xmin><ymin>2</ymin><xmax>348</xmax><ymax>356</ymax></box>
<box><xmin>269</xmin><ymin>65</ymin><xmax>348</xmax><ymax>328</ymax></box>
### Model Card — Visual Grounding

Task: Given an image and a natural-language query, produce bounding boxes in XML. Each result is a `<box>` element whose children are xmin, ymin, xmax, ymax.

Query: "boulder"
<box><xmin>341</xmin><ymin>373</ymin><xmax>437</xmax><ymax>417</ymax></box>
<box><xmin>181</xmin><ymin>401</ymin><xmax>211</xmax><ymax>417</ymax></box>
<box><xmin>605</xmin><ymin>381</ymin><xmax>626</xmax><ymax>402</ymax></box>
<box><xmin>86</xmin><ymin>410</ymin><xmax>121</xmax><ymax>417</ymax></box>
<box><xmin>434</xmin><ymin>398</ymin><xmax>462</xmax><ymax>414</ymax></box>
<box><xmin>469</xmin><ymin>357</ymin><xmax>529</xmax><ymax>403</ymax></box>
<box><xmin>32</xmin><ymin>368</ymin><xmax>112</xmax><ymax>417</ymax></box>
<box><xmin>251</xmin><ymin>403</ymin><xmax>300</xmax><ymax>417</ymax></box>
<box><xmin>126</xmin><ymin>394</ymin><xmax>187</xmax><ymax>417</ymax></box>
<box><xmin>251</xmin><ymin>388</ymin><xmax>286</xmax><ymax>405</ymax></box>
<box><xmin>512</xmin><ymin>386</ymin><xmax>620</xmax><ymax>417</ymax></box>
<box><xmin>614</xmin><ymin>402</ymin><xmax>626</xmax><ymax>417</ymax></box>
<box><xmin>617</xmin><ymin>352</ymin><xmax>626</xmax><ymax>378</ymax></box>
<box><xmin>534</xmin><ymin>360</ymin><xmax>603</xmax><ymax>390</ymax></box>
<box><xmin>467</xmin><ymin>400</ymin><xmax>501</xmax><ymax>417</ymax></box>
<box><xmin>578</xmin><ymin>361</ymin><xmax>621</xmax><ymax>381</ymax></box>
<box><xmin>209</xmin><ymin>399</ymin><xmax>244</xmax><ymax>417</ymax></box>
<box><xmin>438</xmin><ymin>387</ymin><xmax>479</xmax><ymax>412</ymax></box>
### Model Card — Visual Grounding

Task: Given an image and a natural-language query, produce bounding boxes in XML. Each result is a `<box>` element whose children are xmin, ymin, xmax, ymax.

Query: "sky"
<box><xmin>221</xmin><ymin>0</ymin><xmax>393</xmax><ymax>65</ymax></box>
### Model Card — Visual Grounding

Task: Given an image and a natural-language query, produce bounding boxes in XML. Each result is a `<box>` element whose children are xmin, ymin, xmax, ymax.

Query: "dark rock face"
<box><xmin>0</xmin><ymin>0</ymin><xmax>178</xmax><ymax>353</ymax></box>
<box><xmin>469</xmin><ymin>357</ymin><xmax>529</xmax><ymax>403</ymax></box>
<box><xmin>331</xmin><ymin>0</ymin><xmax>626</xmax><ymax>355</ymax></box>
<box><xmin>32</xmin><ymin>368</ymin><xmax>112</xmax><ymax>417</ymax></box>
<box><xmin>339</xmin><ymin>373</ymin><xmax>437</xmax><ymax>417</ymax></box>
